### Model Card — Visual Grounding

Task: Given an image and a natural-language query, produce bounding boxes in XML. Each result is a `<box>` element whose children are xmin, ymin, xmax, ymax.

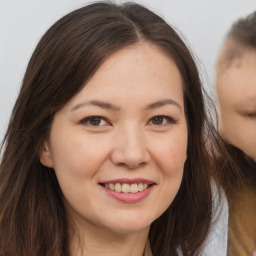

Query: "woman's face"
<box><xmin>40</xmin><ymin>42</ymin><xmax>188</xmax><ymax>236</ymax></box>
<box><xmin>216</xmin><ymin>42</ymin><xmax>256</xmax><ymax>161</ymax></box>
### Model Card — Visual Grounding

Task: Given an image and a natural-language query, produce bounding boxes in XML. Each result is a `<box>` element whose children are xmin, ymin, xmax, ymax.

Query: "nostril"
<box><xmin>137</xmin><ymin>161</ymin><xmax>147</xmax><ymax>168</ymax></box>
<box><xmin>121</xmin><ymin>161</ymin><xmax>147</xmax><ymax>169</ymax></box>
<box><xmin>116</xmin><ymin>162</ymin><xmax>127</xmax><ymax>168</ymax></box>
<box><xmin>110</xmin><ymin>144</ymin><xmax>150</xmax><ymax>169</ymax></box>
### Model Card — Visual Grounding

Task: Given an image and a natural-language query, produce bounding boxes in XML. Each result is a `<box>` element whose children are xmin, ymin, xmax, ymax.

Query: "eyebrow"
<box><xmin>71</xmin><ymin>98</ymin><xmax>182</xmax><ymax>112</ymax></box>
<box><xmin>71</xmin><ymin>100</ymin><xmax>121</xmax><ymax>112</ymax></box>
<box><xmin>144</xmin><ymin>99</ymin><xmax>182</xmax><ymax>111</ymax></box>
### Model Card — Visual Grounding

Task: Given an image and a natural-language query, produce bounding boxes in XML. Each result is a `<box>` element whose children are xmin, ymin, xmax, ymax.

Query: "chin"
<box><xmin>108</xmin><ymin>224</ymin><xmax>150</xmax><ymax>235</ymax></box>
<box><xmin>101</xmin><ymin>217</ymin><xmax>153</xmax><ymax>235</ymax></box>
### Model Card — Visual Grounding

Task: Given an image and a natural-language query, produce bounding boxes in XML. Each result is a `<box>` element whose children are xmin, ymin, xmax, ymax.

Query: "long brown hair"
<box><xmin>0</xmin><ymin>2</ymin><xmax>222</xmax><ymax>255</ymax></box>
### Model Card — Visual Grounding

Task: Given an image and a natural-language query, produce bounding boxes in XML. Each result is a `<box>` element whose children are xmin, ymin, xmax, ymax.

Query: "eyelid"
<box><xmin>239</xmin><ymin>111</ymin><xmax>256</xmax><ymax>118</ymax></box>
<box><xmin>78</xmin><ymin>116</ymin><xmax>111</xmax><ymax>126</ymax></box>
<box><xmin>246</xmin><ymin>113</ymin><xmax>256</xmax><ymax>118</ymax></box>
<box><xmin>148</xmin><ymin>115</ymin><xmax>177</xmax><ymax>125</ymax></box>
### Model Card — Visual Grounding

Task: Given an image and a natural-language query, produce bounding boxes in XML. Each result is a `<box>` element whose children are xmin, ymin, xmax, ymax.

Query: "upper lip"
<box><xmin>98</xmin><ymin>178</ymin><xmax>155</xmax><ymax>185</ymax></box>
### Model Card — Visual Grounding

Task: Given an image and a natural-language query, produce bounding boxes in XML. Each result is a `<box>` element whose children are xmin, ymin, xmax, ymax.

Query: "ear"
<box><xmin>39</xmin><ymin>141</ymin><xmax>54</xmax><ymax>168</ymax></box>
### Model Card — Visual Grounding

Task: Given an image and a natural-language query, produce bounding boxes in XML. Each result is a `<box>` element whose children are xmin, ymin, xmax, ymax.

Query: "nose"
<box><xmin>110</xmin><ymin>125</ymin><xmax>150</xmax><ymax>169</ymax></box>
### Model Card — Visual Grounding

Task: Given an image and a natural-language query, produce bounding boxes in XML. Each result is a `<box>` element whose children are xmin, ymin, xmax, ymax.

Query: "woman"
<box><xmin>216</xmin><ymin>11</ymin><xmax>256</xmax><ymax>256</ymax></box>
<box><xmin>0</xmin><ymin>2</ymin><xmax>227</xmax><ymax>255</ymax></box>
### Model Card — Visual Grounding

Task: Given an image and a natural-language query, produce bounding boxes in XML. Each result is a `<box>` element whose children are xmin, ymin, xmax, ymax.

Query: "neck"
<box><xmin>69</xmin><ymin>220</ymin><xmax>149</xmax><ymax>256</ymax></box>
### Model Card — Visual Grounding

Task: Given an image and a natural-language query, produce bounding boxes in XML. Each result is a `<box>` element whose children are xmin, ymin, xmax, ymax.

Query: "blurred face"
<box><xmin>216</xmin><ymin>42</ymin><xmax>256</xmax><ymax>161</ymax></box>
<box><xmin>40</xmin><ymin>42</ymin><xmax>188</xmax><ymax>237</ymax></box>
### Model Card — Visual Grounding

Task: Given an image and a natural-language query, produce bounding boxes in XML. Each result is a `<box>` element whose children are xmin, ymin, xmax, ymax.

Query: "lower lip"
<box><xmin>102</xmin><ymin>185</ymin><xmax>154</xmax><ymax>203</ymax></box>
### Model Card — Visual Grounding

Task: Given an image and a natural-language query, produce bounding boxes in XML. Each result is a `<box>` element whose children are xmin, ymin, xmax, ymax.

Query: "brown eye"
<box><xmin>79</xmin><ymin>116</ymin><xmax>108</xmax><ymax>126</ymax></box>
<box><xmin>149</xmin><ymin>115</ymin><xmax>176</xmax><ymax>126</ymax></box>
<box><xmin>89</xmin><ymin>117</ymin><xmax>102</xmax><ymax>126</ymax></box>
<box><xmin>151</xmin><ymin>116</ymin><xmax>164</xmax><ymax>125</ymax></box>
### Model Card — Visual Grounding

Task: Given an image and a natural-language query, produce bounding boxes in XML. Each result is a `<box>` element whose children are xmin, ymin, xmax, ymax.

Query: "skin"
<box><xmin>40</xmin><ymin>42</ymin><xmax>188</xmax><ymax>256</ymax></box>
<box><xmin>216</xmin><ymin>41</ymin><xmax>256</xmax><ymax>161</ymax></box>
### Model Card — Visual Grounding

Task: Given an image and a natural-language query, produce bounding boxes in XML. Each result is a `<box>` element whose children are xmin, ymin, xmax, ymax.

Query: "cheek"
<box><xmin>150</xmin><ymin>133</ymin><xmax>187</xmax><ymax>216</ymax></box>
<box><xmin>220</xmin><ymin>112</ymin><xmax>256</xmax><ymax>160</ymax></box>
<box><xmin>223</xmin><ymin>115</ymin><xmax>250</xmax><ymax>140</ymax></box>
<box><xmin>220</xmin><ymin>108</ymin><xmax>243</xmax><ymax>142</ymax></box>
<box><xmin>150</xmin><ymin>131</ymin><xmax>187</xmax><ymax>175</ymax></box>
<box><xmin>50</xmin><ymin>134</ymin><xmax>112</xmax><ymax>207</ymax></box>
<box><xmin>229</xmin><ymin>118</ymin><xmax>256</xmax><ymax>158</ymax></box>
<box><xmin>50</xmin><ymin>131</ymin><xmax>110</xmax><ymax>180</ymax></box>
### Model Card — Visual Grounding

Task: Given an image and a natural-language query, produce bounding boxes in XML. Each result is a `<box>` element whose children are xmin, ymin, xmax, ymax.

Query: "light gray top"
<box><xmin>146</xmin><ymin>183</ymin><xmax>229</xmax><ymax>256</ymax></box>
<box><xmin>199</xmin><ymin>186</ymin><xmax>228</xmax><ymax>256</ymax></box>
<box><xmin>176</xmin><ymin>184</ymin><xmax>229</xmax><ymax>256</ymax></box>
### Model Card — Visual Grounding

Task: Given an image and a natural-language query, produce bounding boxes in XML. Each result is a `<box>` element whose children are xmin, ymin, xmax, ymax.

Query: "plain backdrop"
<box><xmin>0</xmin><ymin>0</ymin><xmax>255</xmax><ymax>140</ymax></box>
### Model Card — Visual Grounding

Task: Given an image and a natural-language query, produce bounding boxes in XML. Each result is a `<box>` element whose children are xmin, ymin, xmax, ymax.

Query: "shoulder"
<box><xmin>174</xmin><ymin>183</ymin><xmax>229</xmax><ymax>256</ymax></box>
<box><xmin>199</xmin><ymin>183</ymin><xmax>229</xmax><ymax>256</ymax></box>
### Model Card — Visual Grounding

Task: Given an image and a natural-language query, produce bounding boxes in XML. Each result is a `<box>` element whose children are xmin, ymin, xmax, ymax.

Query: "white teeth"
<box><xmin>131</xmin><ymin>183</ymin><xmax>138</xmax><ymax>193</ymax></box>
<box><xmin>122</xmin><ymin>183</ymin><xmax>130</xmax><ymax>193</ymax></box>
<box><xmin>109</xmin><ymin>183</ymin><xmax>115</xmax><ymax>190</ymax></box>
<box><xmin>104</xmin><ymin>182</ymin><xmax>150</xmax><ymax>193</ymax></box>
<box><xmin>114</xmin><ymin>183</ymin><xmax>122</xmax><ymax>192</ymax></box>
<box><xmin>138</xmin><ymin>183</ymin><xmax>144</xmax><ymax>192</ymax></box>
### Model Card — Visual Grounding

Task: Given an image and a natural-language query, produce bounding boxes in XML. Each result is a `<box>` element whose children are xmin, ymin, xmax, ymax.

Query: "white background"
<box><xmin>0</xmin><ymin>0</ymin><xmax>255</xmax><ymax>140</ymax></box>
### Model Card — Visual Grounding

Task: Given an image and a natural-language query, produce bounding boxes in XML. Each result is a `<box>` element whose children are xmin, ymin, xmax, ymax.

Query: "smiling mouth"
<box><xmin>99</xmin><ymin>182</ymin><xmax>154</xmax><ymax>193</ymax></box>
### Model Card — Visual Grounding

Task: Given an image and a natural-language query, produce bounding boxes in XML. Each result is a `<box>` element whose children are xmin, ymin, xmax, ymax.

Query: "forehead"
<box><xmin>216</xmin><ymin>39</ymin><xmax>245</xmax><ymax>72</ymax></box>
<box><xmin>64</xmin><ymin>42</ymin><xmax>185</xmax><ymax>110</ymax></box>
<box><xmin>100</xmin><ymin>42</ymin><xmax>180</xmax><ymax>88</ymax></box>
<box><xmin>216</xmin><ymin>37</ymin><xmax>256</xmax><ymax>72</ymax></box>
<box><xmin>216</xmin><ymin>47</ymin><xmax>256</xmax><ymax>108</ymax></box>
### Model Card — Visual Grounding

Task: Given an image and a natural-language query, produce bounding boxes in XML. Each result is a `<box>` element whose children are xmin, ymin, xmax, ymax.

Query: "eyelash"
<box><xmin>79</xmin><ymin>116</ymin><xmax>110</xmax><ymax>127</ymax></box>
<box><xmin>241</xmin><ymin>112</ymin><xmax>256</xmax><ymax>119</ymax></box>
<box><xmin>247</xmin><ymin>113</ymin><xmax>256</xmax><ymax>118</ymax></box>
<box><xmin>78</xmin><ymin>115</ymin><xmax>176</xmax><ymax>127</ymax></box>
<box><xmin>148</xmin><ymin>115</ymin><xmax>176</xmax><ymax>126</ymax></box>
